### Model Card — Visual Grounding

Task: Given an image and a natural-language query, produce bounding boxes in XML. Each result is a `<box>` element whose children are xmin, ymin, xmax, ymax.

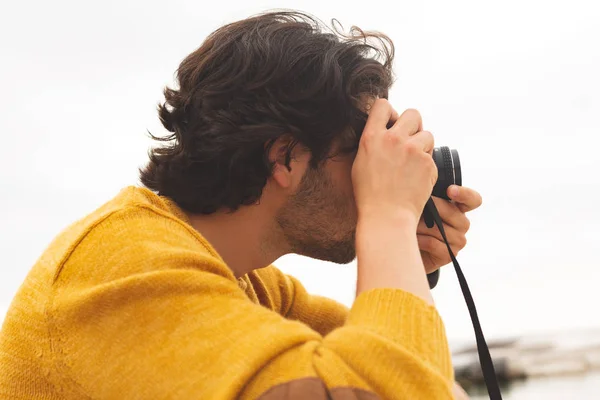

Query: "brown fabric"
<box><xmin>256</xmin><ymin>377</ymin><xmax>381</xmax><ymax>400</ymax></box>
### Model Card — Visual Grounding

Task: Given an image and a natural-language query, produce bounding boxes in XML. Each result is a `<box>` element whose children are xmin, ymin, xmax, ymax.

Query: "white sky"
<box><xmin>1</xmin><ymin>0</ymin><xmax>599</xmax><ymax>344</ymax></box>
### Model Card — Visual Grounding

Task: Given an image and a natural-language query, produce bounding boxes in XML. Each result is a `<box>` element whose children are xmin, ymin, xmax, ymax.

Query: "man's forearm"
<box><xmin>355</xmin><ymin>212</ymin><xmax>434</xmax><ymax>304</ymax></box>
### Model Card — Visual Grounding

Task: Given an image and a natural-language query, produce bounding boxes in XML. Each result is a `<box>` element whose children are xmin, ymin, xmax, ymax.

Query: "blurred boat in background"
<box><xmin>453</xmin><ymin>327</ymin><xmax>600</xmax><ymax>389</ymax></box>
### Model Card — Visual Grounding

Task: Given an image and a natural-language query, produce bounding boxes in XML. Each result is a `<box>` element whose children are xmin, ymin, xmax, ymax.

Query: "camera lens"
<box><xmin>432</xmin><ymin>146</ymin><xmax>461</xmax><ymax>199</ymax></box>
<box><xmin>427</xmin><ymin>146</ymin><xmax>461</xmax><ymax>289</ymax></box>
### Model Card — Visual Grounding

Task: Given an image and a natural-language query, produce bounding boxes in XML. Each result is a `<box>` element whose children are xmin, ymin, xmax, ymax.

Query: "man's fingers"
<box><xmin>417</xmin><ymin>225</ymin><xmax>467</xmax><ymax>250</ymax></box>
<box><xmin>428</xmin><ymin>196</ymin><xmax>470</xmax><ymax>231</ymax></box>
<box><xmin>417</xmin><ymin>235</ymin><xmax>461</xmax><ymax>271</ymax></box>
<box><xmin>363</xmin><ymin>99</ymin><xmax>399</xmax><ymax>134</ymax></box>
<box><xmin>447</xmin><ymin>186</ymin><xmax>483</xmax><ymax>212</ymax></box>
<box><xmin>417</xmin><ymin>235</ymin><xmax>462</xmax><ymax>258</ymax></box>
<box><xmin>391</xmin><ymin>108</ymin><xmax>422</xmax><ymax>137</ymax></box>
<box><xmin>409</xmin><ymin>130</ymin><xmax>435</xmax><ymax>154</ymax></box>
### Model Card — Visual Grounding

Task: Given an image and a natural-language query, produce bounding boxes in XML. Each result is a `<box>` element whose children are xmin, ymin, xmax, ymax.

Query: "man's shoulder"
<box><xmin>48</xmin><ymin>186</ymin><xmax>200</xmax><ymax>259</ymax></box>
<box><xmin>79</xmin><ymin>185</ymin><xmax>193</xmax><ymax>231</ymax></box>
<box><xmin>44</xmin><ymin>186</ymin><xmax>226</xmax><ymax>288</ymax></box>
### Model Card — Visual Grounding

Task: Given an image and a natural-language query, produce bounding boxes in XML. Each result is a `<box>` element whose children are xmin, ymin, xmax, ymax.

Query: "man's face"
<box><xmin>275</xmin><ymin>148</ymin><xmax>358</xmax><ymax>264</ymax></box>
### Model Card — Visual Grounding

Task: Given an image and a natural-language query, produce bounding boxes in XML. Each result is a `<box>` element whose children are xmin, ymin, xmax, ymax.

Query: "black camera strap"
<box><xmin>425</xmin><ymin>198</ymin><xmax>503</xmax><ymax>400</ymax></box>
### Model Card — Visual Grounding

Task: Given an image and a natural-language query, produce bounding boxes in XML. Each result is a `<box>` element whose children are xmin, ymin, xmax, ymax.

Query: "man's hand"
<box><xmin>353</xmin><ymin>102</ymin><xmax>438</xmax><ymax>303</ymax></box>
<box><xmin>417</xmin><ymin>185</ymin><xmax>482</xmax><ymax>273</ymax></box>
<box><xmin>352</xmin><ymin>103</ymin><xmax>437</xmax><ymax>223</ymax></box>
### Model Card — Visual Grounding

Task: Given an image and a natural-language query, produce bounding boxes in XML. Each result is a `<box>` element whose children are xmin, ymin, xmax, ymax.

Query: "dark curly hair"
<box><xmin>139</xmin><ymin>10</ymin><xmax>394</xmax><ymax>214</ymax></box>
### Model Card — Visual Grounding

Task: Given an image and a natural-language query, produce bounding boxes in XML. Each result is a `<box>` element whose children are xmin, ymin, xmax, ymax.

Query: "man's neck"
<box><xmin>186</xmin><ymin>206</ymin><xmax>285</xmax><ymax>278</ymax></box>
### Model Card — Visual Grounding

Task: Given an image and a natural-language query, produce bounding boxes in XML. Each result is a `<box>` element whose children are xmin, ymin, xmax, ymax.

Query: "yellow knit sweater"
<box><xmin>0</xmin><ymin>186</ymin><xmax>454</xmax><ymax>399</ymax></box>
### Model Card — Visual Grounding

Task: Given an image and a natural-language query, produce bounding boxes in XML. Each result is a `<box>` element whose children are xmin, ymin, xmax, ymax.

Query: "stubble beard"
<box><xmin>275</xmin><ymin>166</ymin><xmax>357</xmax><ymax>264</ymax></box>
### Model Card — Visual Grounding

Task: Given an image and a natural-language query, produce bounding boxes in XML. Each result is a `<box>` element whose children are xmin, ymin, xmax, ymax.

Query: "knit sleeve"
<box><xmin>48</xmin><ymin>207</ymin><xmax>455</xmax><ymax>400</ymax></box>
<box><xmin>284</xmin><ymin>274</ymin><xmax>349</xmax><ymax>336</ymax></box>
<box><xmin>249</xmin><ymin>266</ymin><xmax>349</xmax><ymax>336</ymax></box>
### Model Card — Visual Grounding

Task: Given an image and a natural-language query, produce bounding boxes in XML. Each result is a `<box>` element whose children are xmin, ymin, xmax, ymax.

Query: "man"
<box><xmin>0</xmin><ymin>11</ymin><xmax>480</xmax><ymax>399</ymax></box>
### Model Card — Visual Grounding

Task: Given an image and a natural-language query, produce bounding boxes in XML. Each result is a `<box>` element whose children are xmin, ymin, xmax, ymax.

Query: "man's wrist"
<box><xmin>355</xmin><ymin>206</ymin><xmax>432</xmax><ymax>303</ymax></box>
<box><xmin>356</xmin><ymin>208</ymin><xmax>419</xmax><ymax>235</ymax></box>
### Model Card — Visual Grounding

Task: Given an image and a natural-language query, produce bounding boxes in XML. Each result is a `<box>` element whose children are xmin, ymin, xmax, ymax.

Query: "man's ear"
<box><xmin>267</xmin><ymin>136</ymin><xmax>308</xmax><ymax>190</ymax></box>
